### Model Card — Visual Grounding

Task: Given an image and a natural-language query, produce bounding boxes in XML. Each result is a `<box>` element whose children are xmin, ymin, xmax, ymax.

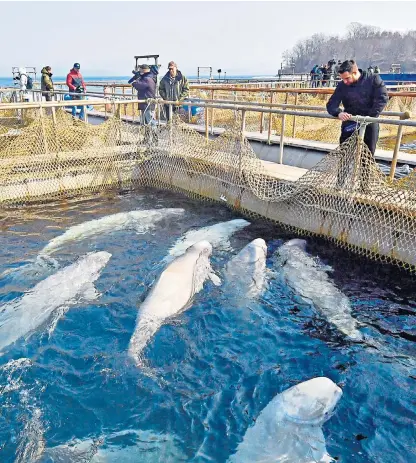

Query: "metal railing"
<box><xmin>1</xmin><ymin>97</ymin><xmax>415</xmax><ymax>181</ymax></box>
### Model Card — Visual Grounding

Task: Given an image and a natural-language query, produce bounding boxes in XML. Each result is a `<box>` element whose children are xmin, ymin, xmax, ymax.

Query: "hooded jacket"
<box><xmin>66</xmin><ymin>68</ymin><xmax>86</xmax><ymax>93</ymax></box>
<box><xmin>159</xmin><ymin>70</ymin><xmax>189</xmax><ymax>102</ymax></box>
<box><xmin>326</xmin><ymin>70</ymin><xmax>388</xmax><ymax>119</ymax></box>
<box><xmin>132</xmin><ymin>71</ymin><xmax>157</xmax><ymax>110</ymax></box>
<box><xmin>41</xmin><ymin>67</ymin><xmax>54</xmax><ymax>95</ymax></box>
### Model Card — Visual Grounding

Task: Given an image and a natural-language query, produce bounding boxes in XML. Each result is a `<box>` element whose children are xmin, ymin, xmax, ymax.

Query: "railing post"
<box><xmin>389</xmin><ymin>125</ymin><xmax>404</xmax><ymax>181</ymax></box>
<box><xmin>83</xmin><ymin>98</ymin><xmax>88</xmax><ymax>123</ymax></box>
<box><xmin>267</xmin><ymin>91</ymin><xmax>274</xmax><ymax>144</ymax></box>
<box><xmin>292</xmin><ymin>93</ymin><xmax>299</xmax><ymax>138</ymax></box>
<box><xmin>241</xmin><ymin>109</ymin><xmax>246</xmax><ymax>133</ymax></box>
<box><xmin>353</xmin><ymin>125</ymin><xmax>366</xmax><ymax>188</ymax></box>
<box><xmin>39</xmin><ymin>106</ymin><xmax>49</xmax><ymax>155</ymax></box>
<box><xmin>279</xmin><ymin>113</ymin><xmax>286</xmax><ymax>164</ymax></box>
<box><xmin>205</xmin><ymin>106</ymin><xmax>209</xmax><ymax>141</ymax></box>
<box><xmin>210</xmin><ymin>89</ymin><xmax>215</xmax><ymax>134</ymax></box>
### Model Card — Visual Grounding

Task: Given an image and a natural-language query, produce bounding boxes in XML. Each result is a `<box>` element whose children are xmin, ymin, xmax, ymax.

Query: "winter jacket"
<box><xmin>132</xmin><ymin>71</ymin><xmax>157</xmax><ymax>110</ymax></box>
<box><xmin>326</xmin><ymin>70</ymin><xmax>388</xmax><ymax>119</ymax></box>
<box><xmin>159</xmin><ymin>71</ymin><xmax>189</xmax><ymax>102</ymax></box>
<box><xmin>41</xmin><ymin>67</ymin><xmax>54</xmax><ymax>96</ymax></box>
<box><xmin>66</xmin><ymin>68</ymin><xmax>86</xmax><ymax>93</ymax></box>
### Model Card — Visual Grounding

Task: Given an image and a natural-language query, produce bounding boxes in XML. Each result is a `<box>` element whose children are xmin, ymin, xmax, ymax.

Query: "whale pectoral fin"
<box><xmin>209</xmin><ymin>272</ymin><xmax>221</xmax><ymax>286</ymax></box>
<box><xmin>82</xmin><ymin>283</ymin><xmax>100</xmax><ymax>301</ymax></box>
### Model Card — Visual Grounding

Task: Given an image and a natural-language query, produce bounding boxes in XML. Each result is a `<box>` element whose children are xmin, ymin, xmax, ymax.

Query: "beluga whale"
<box><xmin>166</xmin><ymin>219</ymin><xmax>250</xmax><ymax>261</ymax></box>
<box><xmin>41</xmin><ymin>208</ymin><xmax>185</xmax><ymax>255</ymax></box>
<box><xmin>275</xmin><ymin>239</ymin><xmax>363</xmax><ymax>341</ymax></box>
<box><xmin>0</xmin><ymin>251</ymin><xmax>111</xmax><ymax>353</ymax></box>
<box><xmin>1</xmin><ymin>208</ymin><xmax>184</xmax><ymax>281</ymax></box>
<box><xmin>128</xmin><ymin>241</ymin><xmax>220</xmax><ymax>365</ymax></box>
<box><xmin>224</xmin><ymin>238</ymin><xmax>268</xmax><ymax>298</ymax></box>
<box><xmin>228</xmin><ymin>377</ymin><xmax>342</xmax><ymax>463</ymax></box>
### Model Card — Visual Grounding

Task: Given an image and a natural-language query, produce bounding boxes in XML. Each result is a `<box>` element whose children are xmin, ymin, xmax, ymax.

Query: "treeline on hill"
<box><xmin>282</xmin><ymin>23</ymin><xmax>416</xmax><ymax>73</ymax></box>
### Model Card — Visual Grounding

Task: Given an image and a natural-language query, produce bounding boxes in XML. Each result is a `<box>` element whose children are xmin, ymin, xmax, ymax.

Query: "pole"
<box><xmin>241</xmin><ymin>109</ymin><xmax>246</xmax><ymax>133</ymax></box>
<box><xmin>389</xmin><ymin>125</ymin><xmax>404</xmax><ymax>181</ymax></box>
<box><xmin>210</xmin><ymin>89</ymin><xmax>215</xmax><ymax>135</ymax></box>
<box><xmin>205</xmin><ymin>106</ymin><xmax>209</xmax><ymax>141</ymax></box>
<box><xmin>267</xmin><ymin>91</ymin><xmax>274</xmax><ymax>144</ymax></box>
<box><xmin>292</xmin><ymin>93</ymin><xmax>299</xmax><ymax>138</ymax></box>
<box><xmin>279</xmin><ymin>113</ymin><xmax>286</xmax><ymax>164</ymax></box>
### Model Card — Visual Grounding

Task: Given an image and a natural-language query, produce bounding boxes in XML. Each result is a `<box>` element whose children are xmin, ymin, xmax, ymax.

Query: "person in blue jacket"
<box><xmin>326</xmin><ymin>59</ymin><xmax>388</xmax><ymax>156</ymax></box>
<box><xmin>131</xmin><ymin>64</ymin><xmax>157</xmax><ymax>125</ymax></box>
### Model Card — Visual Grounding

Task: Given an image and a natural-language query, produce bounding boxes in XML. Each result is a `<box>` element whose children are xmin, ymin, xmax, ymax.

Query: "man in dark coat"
<box><xmin>327</xmin><ymin>59</ymin><xmax>388</xmax><ymax>155</ymax></box>
<box><xmin>159</xmin><ymin>61</ymin><xmax>189</xmax><ymax>119</ymax></box>
<box><xmin>131</xmin><ymin>64</ymin><xmax>157</xmax><ymax>125</ymax></box>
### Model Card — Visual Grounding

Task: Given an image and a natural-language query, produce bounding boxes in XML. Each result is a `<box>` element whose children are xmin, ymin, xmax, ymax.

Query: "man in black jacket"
<box><xmin>327</xmin><ymin>59</ymin><xmax>389</xmax><ymax>155</ymax></box>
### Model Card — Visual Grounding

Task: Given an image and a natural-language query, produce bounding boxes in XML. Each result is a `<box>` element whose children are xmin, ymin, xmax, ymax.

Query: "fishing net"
<box><xmin>0</xmin><ymin>108</ymin><xmax>415</xmax><ymax>271</ymax></box>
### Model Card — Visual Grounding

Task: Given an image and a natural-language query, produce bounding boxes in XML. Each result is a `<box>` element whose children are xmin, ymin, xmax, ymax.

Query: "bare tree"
<box><xmin>283</xmin><ymin>22</ymin><xmax>416</xmax><ymax>73</ymax></box>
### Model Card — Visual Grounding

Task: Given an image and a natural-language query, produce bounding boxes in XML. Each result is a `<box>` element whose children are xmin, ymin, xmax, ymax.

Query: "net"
<box><xmin>0</xmin><ymin>108</ymin><xmax>415</xmax><ymax>271</ymax></box>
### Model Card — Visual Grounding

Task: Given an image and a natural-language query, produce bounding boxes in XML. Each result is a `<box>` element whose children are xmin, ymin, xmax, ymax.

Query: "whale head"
<box><xmin>279</xmin><ymin>377</ymin><xmax>342</xmax><ymax>425</ymax></box>
<box><xmin>285</xmin><ymin>238</ymin><xmax>307</xmax><ymax>251</ymax></box>
<box><xmin>190</xmin><ymin>240</ymin><xmax>213</xmax><ymax>257</ymax></box>
<box><xmin>84</xmin><ymin>251</ymin><xmax>112</xmax><ymax>270</ymax></box>
<box><xmin>225</xmin><ymin>219</ymin><xmax>251</xmax><ymax>232</ymax></box>
<box><xmin>250</xmin><ymin>238</ymin><xmax>267</xmax><ymax>255</ymax></box>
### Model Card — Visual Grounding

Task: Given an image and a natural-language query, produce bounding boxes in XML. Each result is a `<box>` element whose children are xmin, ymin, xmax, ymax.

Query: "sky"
<box><xmin>1</xmin><ymin>0</ymin><xmax>416</xmax><ymax>77</ymax></box>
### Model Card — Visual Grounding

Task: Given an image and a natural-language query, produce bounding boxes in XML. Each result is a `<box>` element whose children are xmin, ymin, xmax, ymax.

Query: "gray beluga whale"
<box><xmin>0</xmin><ymin>251</ymin><xmax>111</xmax><ymax>353</ymax></box>
<box><xmin>128</xmin><ymin>241</ymin><xmax>220</xmax><ymax>364</ymax></box>
<box><xmin>228</xmin><ymin>377</ymin><xmax>342</xmax><ymax>463</ymax></box>
<box><xmin>166</xmin><ymin>219</ymin><xmax>250</xmax><ymax>261</ymax></box>
<box><xmin>41</xmin><ymin>208</ymin><xmax>185</xmax><ymax>255</ymax></box>
<box><xmin>276</xmin><ymin>239</ymin><xmax>363</xmax><ymax>341</ymax></box>
<box><xmin>224</xmin><ymin>238</ymin><xmax>268</xmax><ymax>298</ymax></box>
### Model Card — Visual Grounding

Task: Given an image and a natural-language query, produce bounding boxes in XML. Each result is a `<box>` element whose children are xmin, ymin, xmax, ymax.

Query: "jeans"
<box><xmin>337</xmin><ymin>122</ymin><xmax>380</xmax><ymax>190</ymax></box>
<box><xmin>71</xmin><ymin>105</ymin><xmax>85</xmax><ymax>119</ymax></box>
<box><xmin>140</xmin><ymin>106</ymin><xmax>154</xmax><ymax>125</ymax></box>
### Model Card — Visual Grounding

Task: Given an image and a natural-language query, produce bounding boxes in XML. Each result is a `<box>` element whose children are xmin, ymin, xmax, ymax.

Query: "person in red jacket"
<box><xmin>66</xmin><ymin>63</ymin><xmax>86</xmax><ymax>119</ymax></box>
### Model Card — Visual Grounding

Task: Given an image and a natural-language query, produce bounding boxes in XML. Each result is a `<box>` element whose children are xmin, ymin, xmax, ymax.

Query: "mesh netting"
<box><xmin>0</xmin><ymin>108</ymin><xmax>415</xmax><ymax>271</ymax></box>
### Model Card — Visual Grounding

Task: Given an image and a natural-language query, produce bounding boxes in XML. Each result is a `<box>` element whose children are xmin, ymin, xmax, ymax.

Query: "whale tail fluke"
<box><xmin>128</xmin><ymin>318</ymin><xmax>160</xmax><ymax>367</ymax></box>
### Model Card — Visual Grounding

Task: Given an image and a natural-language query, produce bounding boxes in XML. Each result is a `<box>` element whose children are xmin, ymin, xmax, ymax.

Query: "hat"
<box><xmin>139</xmin><ymin>64</ymin><xmax>150</xmax><ymax>71</ymax></box>
<box><xmin>73</xmin><ymin>63</ymin><xmax>80</xmax><ymax>69</ymax></box>
<box><xmin>168</xmin><ymin>61</ymin><xmax>177</xmax><ymax>68</ymax></box>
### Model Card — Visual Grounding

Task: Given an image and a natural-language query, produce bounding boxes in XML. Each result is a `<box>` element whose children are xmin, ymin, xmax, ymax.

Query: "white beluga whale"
<box><xmin>228</xmin><ymin>377</ymin><xmax>342</xmax><ymax>463</ymax></box>
<box><xmin>128</xmin><ymin>241</ymin><xmax>220</xmax><ymax>364</ymax></box>
<box><xmin>224</xmin><ymin>238</ymin><xmax>268</xmax><ymax>298</ymax></box>
<box><xmin>39</xmin><ymin>429</ymin><xmax>187</xmax><ymax>462</ymax></box>
<box><xmin>276</xmin><ymin>239</ymin><xmax>363</xmax><ymax>341</ymax></box>
<box><xmin>41</xmin><ymin>208</ymin><xmax>185</xmax><ymax>255</ymax></box>
<box><xmin>0</xmin><ymin>251</ymin><xmax>111</xmax><ymax>353</ymax></box>
<box><xmin>166</xmin><ymin>219</ymin><xmax>250</xmax><ymax>261</ymax></box>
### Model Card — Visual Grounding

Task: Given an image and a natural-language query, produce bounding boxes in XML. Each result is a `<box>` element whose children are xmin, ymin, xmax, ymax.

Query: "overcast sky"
<box><xmin>1</xmin><ymin>1</ymin><xmax>416</xmax><ymax>76</ymax></box>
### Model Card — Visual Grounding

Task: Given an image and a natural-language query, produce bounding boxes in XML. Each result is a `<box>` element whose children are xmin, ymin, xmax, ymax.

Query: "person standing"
<box><xmin>131</xmin><ymin>64</ymin><xmax>157</xmax><ymax>125</ymax></box>
<box><xmin>66</xmin><ymin>63</ymin><xmax>86</xmax><ymax>119</ymax></box>
<box><xmin>327</xmin><ymin>59</ymin><xmax>388</xmax><ymax>155</ymax></box>
<box><xmin>41</xmin><ymin>66</ymin><xmax>54</xmax><ymax>101</ymax></box>
<box><xmin>158</xmin><ymin>61</ymin><xmax>189</xmax><ymax>120</ymax></box>
<box><xmin>326</xmin><ymin>60</ymin><xmax>389</xmax><ymax>189</ymax></box>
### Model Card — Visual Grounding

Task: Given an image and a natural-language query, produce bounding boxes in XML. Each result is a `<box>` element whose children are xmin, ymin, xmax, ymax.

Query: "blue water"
<box><xmin>0</xmin><ymin>75</ymin><xmax>258</xmax><ymax>88</ymax></box>
<box><xmin>0</xmin><ymin>189</ymin><xmax>415</xmax><ymax>462</ymax></box>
